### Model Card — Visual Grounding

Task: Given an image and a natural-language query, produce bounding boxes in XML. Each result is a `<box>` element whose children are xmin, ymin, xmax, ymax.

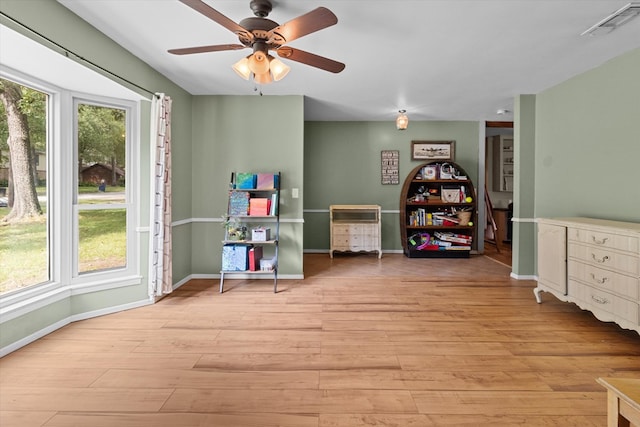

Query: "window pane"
<box><xmin>78</xmin><ymin>208</ymin><xmax>126</xmax><ymax>274</ymax></box>
<box><xmin>0</xmin><ymin>79</ymin><xmax>48</xmax><ymax>294</ymax></box>
<box><xmin>76</xmin><ymin>102</ymin><xmax>127</xmax><ymax>275</ymax></box>
<box><xmin>77</xmin><ymin>104</ymin><xmax>126</xmax><ymax>204</ymax></box>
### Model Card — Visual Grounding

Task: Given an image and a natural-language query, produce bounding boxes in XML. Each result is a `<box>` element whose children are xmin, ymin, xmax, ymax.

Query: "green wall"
<box><xmin>512</xmin><ymin>95</ymin><xmax>536</xmax><ymax>277</ymax></box>
<box><xmin>303</xmin><ymin>121</ymin><xmax>480</xmax><ymax>251</ymax></box>
<box><xmin>535</xmin><ymin>48</ymin><xmax>640</xmax><ymax>222</ymax></box>
<box><xmin>190</xmin><ymin>95</ymin><xmax>305</xmax><ymax>276</ymax></box>
<box><xmin>528</xmin><ymin>48</ymin><xmax>640</xmax><ymax>276</ymax></box>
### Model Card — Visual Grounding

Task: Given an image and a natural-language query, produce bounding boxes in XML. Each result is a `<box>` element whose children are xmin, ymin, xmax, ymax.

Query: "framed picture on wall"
<box><xmin>381</xmin><ymin>150</ymin><xmax>399</xmax><ymax>184</ymax></box>
<box><xmin>411</xmin><ymin>140</ymin><xmax>455</xmax><ymax>161</ymax></box>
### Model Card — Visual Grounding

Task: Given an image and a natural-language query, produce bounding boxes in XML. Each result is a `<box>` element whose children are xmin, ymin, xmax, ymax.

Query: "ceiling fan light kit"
<box><xmin>268</xmin><ymin>56</ymin><xmax>290</xmax><ymax>81</ymax></box>
<box><xmin>170</xmin><ymin>0</ymin><xmax>345</xmax><ymax>85</ymax></box>
<box><xmin>232</xmin><ymin>56</ymin><xmax>252</xmax><ymax>80</ymax></box>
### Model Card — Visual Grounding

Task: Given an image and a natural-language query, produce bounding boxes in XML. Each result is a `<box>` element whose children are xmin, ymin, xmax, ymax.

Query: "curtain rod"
<box><xmin>1</xmin><ymin>11</ymin><xmax>159</xmax><ymax>99</ymax></box>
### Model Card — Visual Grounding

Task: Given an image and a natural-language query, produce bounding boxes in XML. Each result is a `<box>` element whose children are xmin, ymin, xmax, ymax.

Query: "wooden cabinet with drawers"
<box><xmin>535</xmin><ymin>217</ymin><xmax>640</xmax><ymax>333</ymax></box>
<box><xmin>330</xmin><ymin>205</ymin><xmax>382</xmax><ymax>258</ymax></box>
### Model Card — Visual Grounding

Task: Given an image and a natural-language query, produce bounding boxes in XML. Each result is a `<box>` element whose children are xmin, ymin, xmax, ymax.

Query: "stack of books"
<box><xmin>434</xmin><ymin>231</ymin><xmax>472</xmax><ymax>250</ymax></box>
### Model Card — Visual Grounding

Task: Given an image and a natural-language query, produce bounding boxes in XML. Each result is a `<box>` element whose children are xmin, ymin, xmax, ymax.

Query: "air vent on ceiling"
<box><xmin>581</xmin><ymin>2</ymin><xmax>640</xmax><ymax>35</ymax></box>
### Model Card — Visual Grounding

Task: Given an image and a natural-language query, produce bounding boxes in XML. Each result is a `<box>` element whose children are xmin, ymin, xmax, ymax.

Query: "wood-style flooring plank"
<box><xmin>0</xmin><ymin>367</ymin><xmax>105</xmax><ymax>388</ymax></box>
<box><xmin>0</xmin><ymin>352</ymin><xmax>201</xmax><ymax>370</ymax></box>
<box><xmin>0</xmin><ymin>387</ymin><xmax>173</xmax><ymax>412</ymax></box>
<box><xmin>319</xmin><ymin>370</ymin><xmax>553</xmax><ymax>391</ymax></box>
<box><xmin>0</xmin><ymin>411</ymin><xmax>56</xmax><ymax>427</ymax></box>
<box><xmin>42</xmin><ymin>412</ymin><xmax>319</xmax><ymax>427</ymax></box>
<box><xmin>161</xmin><ymin>388</ymin><xmax>418</xmax><ymax>414</ymax></box>
<box><xmin>319</xmin><ymin>414</ymin><xmax>605</xmax><ymax>427</ymax></box>
<box><xmin>411</xmin><ymin>390</ymin><xmax>605</xmax><ymax>416</ymax></box>
<box><xmin>195</xmin><ymin>353</ymin><xmax>401</xmax><ymax>371</ymax></box>
<box><xmin>91</xmin><ymin>368</ymin><xmax>319</xmax><ymax>389</ymax></box>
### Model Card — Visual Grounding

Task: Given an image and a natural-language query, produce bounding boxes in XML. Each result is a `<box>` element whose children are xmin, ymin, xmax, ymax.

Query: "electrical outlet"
<box><xmin>292</xmin><ymin>188</ymin><xmax>299</xmax><ymax>198</ymax></box>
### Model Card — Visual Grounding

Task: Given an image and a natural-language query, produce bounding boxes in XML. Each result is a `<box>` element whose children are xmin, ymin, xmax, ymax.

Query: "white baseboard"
<box><xmin>510</xmin><ymin>272</ymin><xmax>537</xmax><ymax>280</ymax></box>
<box><xmin>0</xmin><ymin>298</ymin><xmax>151</xmax><ymax>357</ymax></box>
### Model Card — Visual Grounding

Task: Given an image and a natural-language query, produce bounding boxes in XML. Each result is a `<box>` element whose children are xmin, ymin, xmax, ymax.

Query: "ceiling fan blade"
<box><xmin>168</xmin><ymin>44</ymin><xmax>246</xmax><ymax>55</ymax></box>
<box><xmin>268</xmin><ymin>7</ymin><xmax>338</xmax><ymax>44</ymax></box>
<box><xmin>179</xmin><ymin>0</ymin><xmax>253</xmax><ymax>43</ymax></box>
<box><xmin>277</xmin><ymin>47</ymin><xmax>345</xmax><ymax>73</ymax></box>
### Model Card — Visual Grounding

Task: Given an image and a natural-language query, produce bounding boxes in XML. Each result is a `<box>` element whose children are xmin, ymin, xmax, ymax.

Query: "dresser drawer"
<box><xmin>568</xmin><ymin>260</ymin><xmax>639</xmax><ymax>300</ymax></box>
<box><xmin>569</xmin><ymin>280</ymin><xmax>639</xmax><ymax>326</ymax></box>
<box><xmin>332</xmin><ymin>224</ymin><xmax>363</xmax><ymax>235</ymax></box>
<box><xmin>333</xmin><ymin>225</ymin><xmax>379</xmax><ymax>237</ymax></box>
<box><xmin>568</xmin><ymin>242</ymin><xmax>639</xmax><ymax>276</ymax></box>
<box><xmin>568</xmin><ymin>227</ymin><xmax>639</xmax><ymax>254</ymax></box>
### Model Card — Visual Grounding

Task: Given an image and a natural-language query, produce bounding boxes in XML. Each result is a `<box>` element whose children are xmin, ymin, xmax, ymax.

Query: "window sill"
<box><xmin>0</xmin><ymin>275</ymin><xmax>142</xmax><ymax>323</ymax></box>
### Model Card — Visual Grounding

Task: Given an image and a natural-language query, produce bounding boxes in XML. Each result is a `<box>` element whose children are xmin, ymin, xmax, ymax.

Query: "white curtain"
<box><xmin>149</xmin><ymin>93</ymin><xmax>173</xmax><ymax>297</ymax></box>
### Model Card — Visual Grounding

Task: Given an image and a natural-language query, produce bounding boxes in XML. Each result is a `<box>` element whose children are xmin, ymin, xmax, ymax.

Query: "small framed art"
<box><xmin>381</xmin><ymin>150</ymin><xmax>399</xmax><ymax>184</ymax></box>
<box><xmin>411</xmin><ymin>140</ymin><xmax>455</xmax><ymax>161</ymax></box>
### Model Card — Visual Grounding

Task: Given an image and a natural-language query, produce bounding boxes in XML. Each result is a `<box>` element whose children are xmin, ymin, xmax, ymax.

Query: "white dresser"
<box><xmin>535</xmin><ymin>217</ymin><xmax>640</xmax><ymax>333</ymax></box>
<box><xmin>330</xmin><ymin>205</ymin><xmax>382</xmax><ymax>258</ymax></box>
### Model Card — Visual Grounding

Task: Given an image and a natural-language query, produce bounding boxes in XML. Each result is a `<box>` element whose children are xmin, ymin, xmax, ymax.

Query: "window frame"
<box><xmin>0</xmin><ymin>67</ymin><xmax>143</xmax><ymax>314</ymax></box>
<box><xmin>71</xmin><ymin>96</ymin><xmax>137</xmax><ymax>281</ymax></box>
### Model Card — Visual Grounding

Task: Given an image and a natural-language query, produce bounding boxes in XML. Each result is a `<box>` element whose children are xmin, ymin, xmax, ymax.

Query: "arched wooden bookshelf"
<box><xmin>399</xmin><ymin>161</ymin><xmax>477</xmax><ymax>258</ymax></box>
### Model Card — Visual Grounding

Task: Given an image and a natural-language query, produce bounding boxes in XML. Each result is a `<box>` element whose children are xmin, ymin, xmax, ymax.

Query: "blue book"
<box><xmin>236</xmin><ymin>173</ymin><xmax>256</xmax><ymax>189</ymax></box>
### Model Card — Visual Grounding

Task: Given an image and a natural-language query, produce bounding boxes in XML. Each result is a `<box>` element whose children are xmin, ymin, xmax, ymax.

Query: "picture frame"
<box><xmin>411</xmin><ymin>140</ymin><xmax>455</xmax><ymax>161</ymax></box>
<box><xmin>381</xmin><ymin>149</ymin><xmax>399</xmax><ymax>185</ymax></box>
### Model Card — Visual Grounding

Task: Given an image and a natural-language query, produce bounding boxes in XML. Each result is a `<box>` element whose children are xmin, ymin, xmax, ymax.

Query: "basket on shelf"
<box><xmin>457</xmin><ymin>211</ymin><xmax>472</xmax><ymax>225</ymax></box>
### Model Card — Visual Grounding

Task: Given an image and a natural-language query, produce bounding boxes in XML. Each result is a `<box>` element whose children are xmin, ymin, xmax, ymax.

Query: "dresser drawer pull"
<box><xmin>591</xmin><ymin>236</ymin><xmax>608</xmax><ymax>245</ymax></box>
<box><xmin>591</xmin><ymin>295</ymin><xmax>610</xmax><ymax>305</ymax></box>
<box><xmin>591</xmin><ymin>253</ymin><xmax>609</xmax><ymax>263</ymax></box>
<box><xmin>590</xmin><ymin>273</ymin><xmax>608</xmax><ymax>284</ymax></box>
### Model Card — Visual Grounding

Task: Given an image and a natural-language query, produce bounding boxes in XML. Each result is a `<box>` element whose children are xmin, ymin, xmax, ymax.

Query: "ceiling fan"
<box><xmin>169</xmin><ymin>0</ymin><xmax>346</xmax><ymax>84</ymax></box>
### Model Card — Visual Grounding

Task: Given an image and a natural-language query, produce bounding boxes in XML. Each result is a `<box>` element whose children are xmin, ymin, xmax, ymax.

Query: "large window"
<box><xmin>0</xmin><ymin>72</ymin><xmax>140</xmax><ymax>300</ymax></box>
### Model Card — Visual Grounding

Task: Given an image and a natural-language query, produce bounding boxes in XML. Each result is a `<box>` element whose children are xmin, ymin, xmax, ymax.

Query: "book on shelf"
<box><xmin>248</xmin><ymin>246</ymin><xmax>263</xmax><ymax>271</ymax></box>
<box><xmin>228</xmin><ymin>191</ymin><xmax>250</xmax><ymax>216</ymax></box>
<box><xmin>256</xmin><ymin>173</ymin><xmax>277</xmax><ymax>190</ymax></box>
<box><xmin>249</xmin><ymin>198</ymin><xmax>270</xmax><ymax>216</ymax></box>
<box><xmin>434</xmin><ymin>231</ymin><xmax>473</xmax><ymax>244</ymax></box>
<box><xmin>444</xmin><ymin>245</ymin><xmax>472</xmax><ymax>250</ymax></box>
<box><xmin>236</xmin><ymin>173</ymin><xmax>256</xmax><ymax>189</ymax></box>
<box><xmin>269</xmin><ymin>193</ymin><xmax>278</xmax><ymax>216</ymax></box>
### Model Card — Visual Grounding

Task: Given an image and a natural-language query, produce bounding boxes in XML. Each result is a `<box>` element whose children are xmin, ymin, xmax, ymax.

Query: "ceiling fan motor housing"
<box><xmin>238</xmin><ymin>16</ymin><xmax>285</xmax><ymax>48</ymax></box>
<box><xmin>250</xmin><ymin>0</ymin><xmax>273</xmax><ymax>17</ymax></box>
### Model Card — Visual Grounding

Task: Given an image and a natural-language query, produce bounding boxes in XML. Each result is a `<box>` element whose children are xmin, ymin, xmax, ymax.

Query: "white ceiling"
<box><xmin>55</xmin><ymin>0</ymin><xmax>640</xmax><ymax>122</ymax></box>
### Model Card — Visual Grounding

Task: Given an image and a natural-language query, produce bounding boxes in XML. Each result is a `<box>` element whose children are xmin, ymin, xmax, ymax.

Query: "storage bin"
<box><xmin>251</xmin><ymin>227</ymin><xmax>271</xmax><ymax>241</ymax></box>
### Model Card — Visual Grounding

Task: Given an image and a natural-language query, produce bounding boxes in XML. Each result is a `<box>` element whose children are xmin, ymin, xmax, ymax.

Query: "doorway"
<box><xmin>484</xmin><ymin>121</ymin><xmax>513</xmax><ymax>265</ymax></box>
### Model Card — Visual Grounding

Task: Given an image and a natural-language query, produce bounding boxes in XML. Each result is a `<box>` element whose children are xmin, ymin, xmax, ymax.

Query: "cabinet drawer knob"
<box><xmin>591</xmin><ymin>253</ymin><xmax>610</xmax><ymax>263</ymax></box>
<box><xmin>591</xmin><ymin>295</ymin><xmax>610</xmax><ymax>305</ymax></box>
<box><xmin>590</xmin><ymin>273</ymin><xmax>608</xmax><ymax>284</ymax></box>
<box><xmin>591</xmin><ymin>236</ymin><xmax>608</xmax><ymax>245</ymax></box>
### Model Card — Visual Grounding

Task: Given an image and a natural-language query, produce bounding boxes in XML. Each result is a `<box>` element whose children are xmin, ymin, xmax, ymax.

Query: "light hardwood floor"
<box><xmin>1</xmin><ymin>253</ymin><xmax>639</xmax><ymax>426</ymax></box>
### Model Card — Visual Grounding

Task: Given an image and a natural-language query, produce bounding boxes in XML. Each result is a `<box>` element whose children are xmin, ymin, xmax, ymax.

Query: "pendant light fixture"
<box><xmin>396</xmin><ymin>110</ymin><xmax>409</xmax><ymax>130</ymax></box>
